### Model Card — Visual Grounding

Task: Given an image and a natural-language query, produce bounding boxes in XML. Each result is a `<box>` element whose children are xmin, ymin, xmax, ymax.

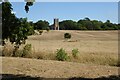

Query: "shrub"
<box><xmin>38</xmin><ymin>30</ymin><xmax>43</xmax><ymax>35</ymax></box>
<box><xmin>56</xmin><ymin>48</ymin><xmax>68</xmax><ymax>61</ymax></box>
<box><xmin>72</xmin><ymin>48</ymin><xmax>79</xmax><ymax>58</ymax></box>
<box><xmin>64</xmin><ymin>33</ymin><xmax>71</xmax><ymax>39</ymax></box>
<box><xmin>22</xmin><ymin>44</ymin><xmax>32</xmax><ymax>57</ymax></box>
<box><xmin>2</xmin><ymin>43</ymin><xmax>32</xmax><ymax>58</ymax></box>
<box><xmin>14</xmin><ymin>49</ymin><xmax>23</xmax><ymax>57</ymax></box>
<box><xmin>2</xmin><ymin>44</ymin><xmax>14</xmax><ymax>57</ymax></box>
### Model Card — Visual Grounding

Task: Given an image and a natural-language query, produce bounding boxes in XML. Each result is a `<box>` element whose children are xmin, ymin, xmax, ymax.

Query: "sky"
<box><xmin>11</xmin><ymin>2</ymin><xmax>118</xmax><ymax>25</ymax></box>
<box><xmin>6</xmin><ymin>0</ymin><xmax>120</xmax><ymax>2</ymax></box>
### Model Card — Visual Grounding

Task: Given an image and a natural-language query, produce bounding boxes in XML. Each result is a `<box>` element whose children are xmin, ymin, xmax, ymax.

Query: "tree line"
<box><xmin>59</xmin><ymin>18</ymin><xmax>119</xmax><ymax>30</ymax></box>
<box><xmin>32</xmin><ymin>18</ymin><xmax>120</xmax><ymax>31</ymax></box>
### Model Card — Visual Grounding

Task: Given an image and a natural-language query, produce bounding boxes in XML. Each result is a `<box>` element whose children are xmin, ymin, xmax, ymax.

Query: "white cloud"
<box><xmin>11</xmin><ymin>11</ymin><xmax>16</xmax><ymax>14</ymax></box>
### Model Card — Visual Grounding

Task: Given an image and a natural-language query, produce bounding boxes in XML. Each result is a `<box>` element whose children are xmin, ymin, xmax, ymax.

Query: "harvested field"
<box><xmin>1</xmin><ymin>57</ymin><xmax>120</xmax><ymax>79</ymax></box>
<box><xmin>25</xmin><ymin>30</ymin><xmax>119</xmax><ymax>66</ymax></box>
<box><xmin>27</xmin><ymin>30</ymin><xmax>118</xmax><ymax>54</ymax></box>
<box><xmin>1</xmin><ymin>30</ymin><xmax>120</xmax><ymax>79</ymax></box>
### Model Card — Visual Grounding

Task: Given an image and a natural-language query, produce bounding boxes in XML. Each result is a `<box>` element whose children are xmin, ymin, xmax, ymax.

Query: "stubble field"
<box><xmin>26</xmin><ymin>30</ymin><xmax>118</xmax><ymax>66</ymax></box>
<box><xmin>2</xmin><ymin>30</ymin><xmax>120</xmax><ymax>79</ymax></box>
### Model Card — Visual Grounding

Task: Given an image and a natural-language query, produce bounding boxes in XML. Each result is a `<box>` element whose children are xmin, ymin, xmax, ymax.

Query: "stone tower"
<box><xmin>54</xmin><ymin>18</ymin><xmax>59</xmax><ymax>30</ymax></box>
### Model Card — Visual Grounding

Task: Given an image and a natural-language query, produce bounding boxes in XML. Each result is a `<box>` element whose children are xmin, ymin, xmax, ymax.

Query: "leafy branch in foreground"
<box><xmin>24</xmin><ymin>0</ymin><xmax>35</xmax><ymax>13</ymax></box>
<box><xmin>2</xmin><ymin>2</ymin><xmax>34</xmax><ymax>54</ymax></box>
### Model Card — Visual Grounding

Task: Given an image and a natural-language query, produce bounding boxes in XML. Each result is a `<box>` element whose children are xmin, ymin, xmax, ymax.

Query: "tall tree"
<box><xmin>2</xmin><ymin>2</ymin><xmax>14</xmax><ymax>40</ymax></box>
<box><xmin>2</xmin><ymin>2</ymin><xmax>33</xmax><ymax>47</ymax></box>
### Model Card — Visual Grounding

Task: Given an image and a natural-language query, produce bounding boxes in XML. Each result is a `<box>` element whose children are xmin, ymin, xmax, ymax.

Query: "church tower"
<box><xmin>54</xmin><ymin>18</ymin><xmax>59</xmax><ymax>30</ymax></box>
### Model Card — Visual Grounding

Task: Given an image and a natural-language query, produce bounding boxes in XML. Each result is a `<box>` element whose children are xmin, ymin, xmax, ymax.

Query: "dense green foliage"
<box><xmin>59</xmin><ymin>20</ymin><xmax>78</xmax><ymax>30</ymax></box>
<box><xmin>59</xmin><ymin>18</ymin><xmax>120</xmax><ymax>30</ymax></box>
<box><xmin>2</xmin><ymin>2</ymin><xmax>34</xmax><ymax>46</ymax></box>
<box><xmin>34</xmin><ymin>20</ymin><xmax>49</xmax><ymax>30</ymax></box>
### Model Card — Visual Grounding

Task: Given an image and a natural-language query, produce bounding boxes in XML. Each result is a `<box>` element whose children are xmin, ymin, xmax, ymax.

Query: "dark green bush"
<box><xmin>56</xmin><ymin>48</ymin><xmax>68</xmax><ymax>61</ymax></box>
<box><xmin>38</xmin><ymin>30</ymin><xmax>43</xmax><ymax>35</ymax></box>
<box><xmin>64</xmin><ymin>33</ymin><xmax>71</xmax><ymax>39</ymax></box>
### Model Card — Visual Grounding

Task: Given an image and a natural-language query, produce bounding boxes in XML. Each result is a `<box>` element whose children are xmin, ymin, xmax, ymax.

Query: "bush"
<box><xmin>2</xmin><ymin>43</ymin><xmax>32</xmax><ymax>58</ymax></box>
<box><xmin>14</xmin><ymin>49</ymin><xmax>23</xmax><ymax>57</ymax></box>
<box><xmin>38</xmin><ymin>30</ymin><xmax>43</xmax><ymax>35</ymax></box>
<box><xmin>64</xmin><ymin>33</ymin><xmax>71</xmax><ymax>39</ymax></box>
<box><xmin>56</xmin><ymin>48</ymin><xmax>68</xmax><ymax>61</ymax></box>
<box><xmin>12</xmin><ymin>44</ymin><xmax>32</xmax><ymax>58</ymax></box>
<box><xmin>2</xmin><ymin>44</ymin><xmax>14</xmax><ymax>57</ymax></box>
<box><xmin>22</xmin><ymin>44</ymin><xmax>32</xmax><ymax>57</ymax></box>
<box><xmin>72</xmin><ymin>48</ymin><xmax>79</xmax><ymax>58</ymax></box>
